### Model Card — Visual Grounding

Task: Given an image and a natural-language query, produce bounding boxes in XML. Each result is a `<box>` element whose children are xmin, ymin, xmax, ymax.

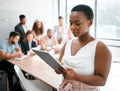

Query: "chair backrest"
<box><xmin>14</xmin><ymin>65</ymin><xmax>52</xmax><ymax>91</ymax></box>
<box><xmin>0</xmin><ymin>70</ymin><xmax>9</xmax><ymax>91</ymax></box>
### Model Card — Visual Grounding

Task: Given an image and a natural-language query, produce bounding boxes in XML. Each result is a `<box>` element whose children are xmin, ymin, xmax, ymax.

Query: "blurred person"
<box><xmin>67</xmin><ymin>28</ymin><xmax>74</xmax><ymax>40</ymax></box>
<box><xmin>15</xmin><ymin>14</ymin><xmax>28</xmax><ymax>45</ymax></box>
<box><xmin>53</xmin><ymin>16</ymin><xmax>68</xmax><ymax>44</ymax></box>
<box><xmin>32</xmin><ymin>19</ymin><xmax>44</xmax><ymax>45</ymax></box>
<box><xmin>0</xmin><ymin>31</ymin><xmax>23</xmax><ymax>91</ymax></box>
<box><xmin>57</xmin><ymin>4</ymin><xmax>112</xmax><ymax>91</ymax></box>
<box><xmin>20</xmin><ymin>30</ymin><xmax>37</xmax><ymax>80</ymax></box>
<box><xmin>61</xmin><ymin>28</ymin><xmax>74</xmax><ymax>45</ymax></box>
<box><xmin>41</xmin><ymin>29</ymin><xmax>58</xmax><ymax>51</ymax></box>
<box><xmin>21</xmin><ymin>30</ymin><xmax>37</xmax><ymax>55</ymax></box>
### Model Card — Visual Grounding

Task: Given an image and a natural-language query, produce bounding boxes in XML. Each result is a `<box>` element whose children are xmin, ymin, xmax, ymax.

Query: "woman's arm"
<box><xmin>55</xmin><ymin>43</ymin><xmax>67</xmax><ymax>74</ymax></box>
<box><xmin>58</xmin><ymin>43</ymin><xmax>66</xmax><ymax>62</ymax></box>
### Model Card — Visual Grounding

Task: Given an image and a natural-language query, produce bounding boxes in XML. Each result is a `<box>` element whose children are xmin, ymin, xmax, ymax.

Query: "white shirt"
<box><xmin>62</xmin><ymin>39</ymin><xmax>98</xmax><ymax>76</ymax></box>
<box><xmin>28</xmin><ymin>41</ymin><xmax>32</xmax><ymax>49</ymax></box>
<box><xmin>47</xmin><ymin>36</ymin><xmax>52</xmax><ymax>47</ymax></box>
<box><xmin>54</xmin><ymin>25</ymin><xmax>67</xmax><ymax>40</ymax></box>
<box><xmin>22</xmin><ymin>25</ymin><xmax>27</xmax><ymax>33</ymax></box>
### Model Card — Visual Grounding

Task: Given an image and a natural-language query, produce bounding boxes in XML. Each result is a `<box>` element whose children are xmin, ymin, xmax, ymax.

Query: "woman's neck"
<box><xmin>59</xmin><ymin>24</ymin><xmax>63</xmax><ymax>26</ymax></box>
<box><xmin>78</xmin><ymin>32</ymin><xmax>93</xmax><ymax>43</ymax></box>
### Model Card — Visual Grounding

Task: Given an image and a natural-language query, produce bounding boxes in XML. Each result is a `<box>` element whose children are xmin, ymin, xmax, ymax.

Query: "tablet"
<box><xmin>32</xmin><ymin>49</ymin><xmax>65</xmax><ymax>70</ymax></box>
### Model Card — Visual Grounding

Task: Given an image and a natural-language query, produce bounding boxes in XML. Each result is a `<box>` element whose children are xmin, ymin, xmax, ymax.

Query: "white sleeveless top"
<box><xmin>62</xmin><ymin>39</ymin><xmax>98</xmax><ymax>76</ymax></box>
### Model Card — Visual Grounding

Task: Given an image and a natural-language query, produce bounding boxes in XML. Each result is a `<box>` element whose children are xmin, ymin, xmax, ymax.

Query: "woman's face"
<box><xmin>36</xmin><ymin>21</ymin><xmax>41</xmax><ymax>29</ymax></box>
<box><xmin>26</xmin><ymin>34</ymin><xmax>34</xmax><ymax>42</ymax></box>
<box><xmin>69</xmin><ymin>11</ymin><xmax>92</xmax><ymax>37</ymax></box>
<box><xmin>59</xmin><ymin>18</ymin><xmax>63</xmax><ymax>26</ymax></box>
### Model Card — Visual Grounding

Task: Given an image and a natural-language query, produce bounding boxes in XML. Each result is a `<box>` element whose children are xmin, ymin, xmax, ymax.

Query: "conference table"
<box><xmin>8</xmin><ymin>53</ymin><xmax>63</xmax><ymax>89</ymax></box>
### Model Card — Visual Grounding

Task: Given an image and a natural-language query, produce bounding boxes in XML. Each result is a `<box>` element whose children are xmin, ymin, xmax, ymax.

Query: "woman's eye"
<box><xmin>70</xmin><ymin>23</ymin><xmax>72</xmax><ymax>25</ymax></box>
<box><xmin>69</xmin><ymin>22</ymin><xmax>81</xmax><ymax>26</ymax></box>
<box><xmin>75</xmin><ymin>22</ymin><xmax>80</xmax><ymax>25</ymax></box>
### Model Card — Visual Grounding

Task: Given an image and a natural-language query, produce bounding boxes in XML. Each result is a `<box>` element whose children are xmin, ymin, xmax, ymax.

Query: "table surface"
<box><xmin>8</xmin><ymin>54</ymin><xmax>62</xmax><ymax>89</ymax></box>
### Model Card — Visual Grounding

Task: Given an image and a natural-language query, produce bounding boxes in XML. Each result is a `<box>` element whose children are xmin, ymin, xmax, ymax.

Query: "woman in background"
<box><xmin>32</xmin><ymin>19</ymin><xmax>44</xmax><ymax>45</ymax></box>
<box><xmin>21</xmin><ymin>30</ymin><xmax>37</xmax><ymax>55</ymax></box>
<box><xmin>53</xmin><ymin>16</ymin><xmax>68</xmax><ymax>44</ymax></box>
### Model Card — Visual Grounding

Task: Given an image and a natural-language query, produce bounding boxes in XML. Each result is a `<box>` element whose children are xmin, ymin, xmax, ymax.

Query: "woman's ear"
<box><xmin>88</xmin><ymin>20</ymin><xmax>93</xmax><ymax>27</ymax></box>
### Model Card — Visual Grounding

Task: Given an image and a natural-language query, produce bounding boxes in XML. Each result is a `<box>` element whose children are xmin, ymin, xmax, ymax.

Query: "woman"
<box><xmin>57</xmin><ymin>4</ymin><xmax>112</xmax><ymax>91</ymax></box>
<box><xmin>32</xmin><ymin>19</ymin><xmax>44</xmax><ymax>45</ymax></box>
<box><xmin>54</xmin><ymin>16</ymin><xmax>68</xmax><ymax>44</ymax></box>
<box><xmin>21</xmin><ymin>30</ymin><xmax>37</xmax><ymax>55</ymax></box>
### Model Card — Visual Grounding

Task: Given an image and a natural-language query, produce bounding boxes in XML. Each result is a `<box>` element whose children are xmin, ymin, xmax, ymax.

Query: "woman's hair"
<box><xmin>59</xmin><ymin>16</ymin><xmax>63</xmax><ymax>19</ymax></box>
<box><xmin>71</xmin><ymin>4</ymin><xmax>94</xmax><ymax>20</ymax></box>
<box><xmin>25</xmin><ymin>30</ymin><xmax>34</xmax><ymax>42</ymax></box>
<box><xmin>32</xmin><ymin>20</ymin><xmax>44</xmax><ymax>35</ymax></box>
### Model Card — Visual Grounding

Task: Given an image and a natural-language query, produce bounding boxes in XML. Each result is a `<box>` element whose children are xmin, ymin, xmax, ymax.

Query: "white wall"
<box><xmin>0</xmin><ymin>0</ymin><xmax>54</xmax><ymax>41</ymax></box>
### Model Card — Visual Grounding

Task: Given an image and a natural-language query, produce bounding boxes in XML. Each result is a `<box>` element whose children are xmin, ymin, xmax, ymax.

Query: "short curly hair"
<box><xmin>71</xmin><ymin>4</ymin><xmax>94</xmax><ymax>20</ymax></box>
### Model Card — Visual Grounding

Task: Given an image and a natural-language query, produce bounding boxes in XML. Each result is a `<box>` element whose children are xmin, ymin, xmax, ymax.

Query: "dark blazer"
<box><xmin>14</xmin><ymin>23</ymin><xmax>26</xmax><ymax>45</ymax></box>
<box><xmin>21</xmin><ymin>41</ymin><xmax>37</xmax><ymax>55</ymax></box>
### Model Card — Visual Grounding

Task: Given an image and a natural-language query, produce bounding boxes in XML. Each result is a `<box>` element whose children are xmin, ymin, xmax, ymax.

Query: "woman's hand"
<box><xmin>55</xmin><ymin>66</ymin><xmax>65</xmax><ymax>74</ymax></box>
<box><xmin>56</xmin><ymin>67</ymin><xmax>77</xmax><ymax>80</ymax></box>
<box><xmin>63</xmin><ymin>68</ymin><xmax>77</xmax><ymax>80</ymax></box>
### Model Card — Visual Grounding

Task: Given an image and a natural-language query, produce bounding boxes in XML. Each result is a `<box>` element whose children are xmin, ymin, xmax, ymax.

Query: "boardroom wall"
<box><xmin>0</xmin><ymin>0</ymin><xmax>57</xmax><ymax>41</ymax></box>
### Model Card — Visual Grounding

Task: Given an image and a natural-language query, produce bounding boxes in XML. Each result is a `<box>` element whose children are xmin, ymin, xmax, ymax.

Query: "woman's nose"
<box><xmin>70</xmin><ymin>24</ymin><xmax>76</xmax><ymax>30</ymax></box>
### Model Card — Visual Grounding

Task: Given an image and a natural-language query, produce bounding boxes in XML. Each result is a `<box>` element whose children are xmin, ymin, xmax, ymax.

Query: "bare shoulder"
<box><xmin>96</xmin><ymin>41</ymin><xmax>111</xmax><ymax>55</ymax></box>
<box><xmin>96</xmin><ymin>41</ymin><xmax>110</xmax><ymax>52</ymax></box>
<box><xmin>95</xmin><ymin>41</ymin><xmax>112</xmax><ymax>63</ymax></box>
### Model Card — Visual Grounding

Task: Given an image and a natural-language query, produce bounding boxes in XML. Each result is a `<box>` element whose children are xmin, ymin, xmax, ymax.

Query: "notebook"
<box><xmin>32</xmin><ymin>49</ymin><xmax>65</xmax><ymax>70</ymax></box>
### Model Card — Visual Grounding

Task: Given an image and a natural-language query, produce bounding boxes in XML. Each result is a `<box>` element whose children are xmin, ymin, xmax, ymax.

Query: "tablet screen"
<box><xmin>32</xmin><ymin>49</ymin><xmax>65</xmax><ymax>70</ymax></box>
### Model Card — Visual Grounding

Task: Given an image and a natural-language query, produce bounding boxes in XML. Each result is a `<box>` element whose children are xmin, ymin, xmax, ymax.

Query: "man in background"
<box><xmin>15</xmin><ymin>14</ymin><xmax>28</xmax><ymax>45</ymax></box>
<box><xmin>0</xmin><ymin>31</ymin><xmax>23</xmax><ymax>91</ymax></box>
<box><xmin>41</xmin><ymin>29</ymin><xmax>58</xmax><ymax>51</ymax></box>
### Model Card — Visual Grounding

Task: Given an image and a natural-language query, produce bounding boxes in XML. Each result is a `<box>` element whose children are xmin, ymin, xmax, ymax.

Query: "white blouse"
<box><xmin>62</xmin><ymin>39</ymin><xmax>98</xmax><ymax>76</ymax></box>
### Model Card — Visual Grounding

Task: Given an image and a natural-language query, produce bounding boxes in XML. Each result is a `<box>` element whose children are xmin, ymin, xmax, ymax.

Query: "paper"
<box><xmin>13</xmin><ymin>55</ymin><xmax>28</xmax><ymax>61</ymax></box>
<box><xmin>32</xmin><ymin>49</ymin><xmax>65</xmax><ymax>70</ymax></box>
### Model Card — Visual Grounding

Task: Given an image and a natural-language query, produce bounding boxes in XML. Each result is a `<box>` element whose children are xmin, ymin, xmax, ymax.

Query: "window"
<box><xmin>57</xmin><ymin>0</ymin><xmax>120</xmax><ymax>42</ymax></box>
<box><xmin>58</xmin><ymin>0</ymin><xmax>95</xmax><ymax>37</ymax></box>
<box><xmin>97</xmin><ymin>0</ymin><xmax>120</xmax><ymax>40</ymax></box>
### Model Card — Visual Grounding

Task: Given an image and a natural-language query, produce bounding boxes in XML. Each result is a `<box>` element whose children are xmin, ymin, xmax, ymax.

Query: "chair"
<box><xmin>0</xmin><ymin>70</ymin><xmax>9</xmax><ymax>91</ymax></box>
<box><xmin>14</xmin><ymin>65</ymin><xmax>52</xmax><ymax>91</ymax></box>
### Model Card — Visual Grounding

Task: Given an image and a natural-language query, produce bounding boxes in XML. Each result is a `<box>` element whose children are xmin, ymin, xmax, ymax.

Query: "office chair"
<box><xmin>14</xmin><ymin>65</ymin><xmax>52</xmax><ymax>91</ymax></box>
<box><xmin>0</xmin><ymin>70</ymin><xmax>9</xmax><ymax>91</ymax></box>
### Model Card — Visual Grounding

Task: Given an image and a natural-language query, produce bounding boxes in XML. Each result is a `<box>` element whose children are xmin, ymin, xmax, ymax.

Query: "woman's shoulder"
<box><xmin>96</xmin><ymin>40</ymin><xmax>107</xmax><ymax>48</ymax></box>
<box><xmin>96</xmin><ymin>40</ymin><xmax>111</xmax><ymax>56</ymax></box>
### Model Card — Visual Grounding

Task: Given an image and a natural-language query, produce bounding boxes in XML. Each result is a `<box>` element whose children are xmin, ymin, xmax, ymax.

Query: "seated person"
<box><xmin>21</xmin><ymin>30</ymin><xmax>37</xmax><ymax>55</ymax></box>
<box><xmin>21</xmin><ymin>31</ymin><xmax>37</xmax><ymax>80</ymax></box>
<box><xmin>41</xmin><ymin>29</ymin><xmax>58</xmax><ymax>51</ymax></box>
<box><xmin>0</xmin><ymin>31</ymin><xmax>23</xmax><ymax>91</ymax></box>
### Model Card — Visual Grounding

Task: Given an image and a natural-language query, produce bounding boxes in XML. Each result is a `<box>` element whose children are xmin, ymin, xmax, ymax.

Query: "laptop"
<box><xmin>32</xmin><ymin>49</ymin><xmax>65</xmax><ymax>70</ymax></box>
